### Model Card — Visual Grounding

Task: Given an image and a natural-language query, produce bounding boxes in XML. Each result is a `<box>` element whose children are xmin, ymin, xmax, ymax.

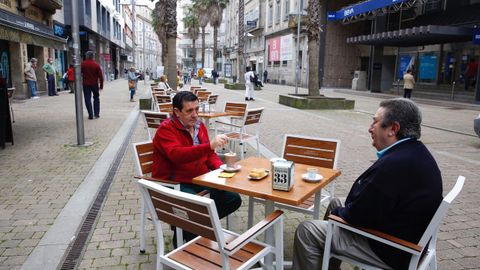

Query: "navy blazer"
<box><xmin>333</xmin><ymin>139</ymin><xmax>443</xmax><ymax>269</ymax></box>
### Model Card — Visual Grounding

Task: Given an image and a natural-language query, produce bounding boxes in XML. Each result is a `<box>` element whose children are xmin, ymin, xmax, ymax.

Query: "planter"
<box><xmin>474</xmin><ymin>114</ymin><xmax>480</xmax><ymax>137</ymax></box>
<box><xmin>224</xmin><ymin>83</ymin><xmax>246</xmax><ymax>90</ymax></box>
<box><xmin>279</xmin><ymin>94</ymin><xmax>355</xmax><ymax>110</ymax></box>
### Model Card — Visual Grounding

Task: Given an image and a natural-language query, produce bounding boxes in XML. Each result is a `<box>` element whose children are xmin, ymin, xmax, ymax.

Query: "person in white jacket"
<box><xmin>244</xmin><ymin>66</ymin><xmax>255</xmax><ymax>101</ymax></box>
<box><xmin>403</xmin><ymin>69</ymin><xmax>415</xmax><ymax>99</ymax></box>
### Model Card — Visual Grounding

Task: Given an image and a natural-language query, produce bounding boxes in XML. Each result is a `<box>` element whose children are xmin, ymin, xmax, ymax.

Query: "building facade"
<box><xmin>0</xmin><ymin>0</ymin><xmax>66</xmax><ymax>98</ymax></box>
<box><xmin>134</xmin><ymin>4</ymin><xmax>161</xmax><ymax>75</ymax></box>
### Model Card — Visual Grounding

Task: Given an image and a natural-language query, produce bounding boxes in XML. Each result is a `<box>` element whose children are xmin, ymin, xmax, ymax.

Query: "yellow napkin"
<box><xmin>218</xmin><ymin>172</ymin><xmax>236</xmax><ymax>178</ymax></box>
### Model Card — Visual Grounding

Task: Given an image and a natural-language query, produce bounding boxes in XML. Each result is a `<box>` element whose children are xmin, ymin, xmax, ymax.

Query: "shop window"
<box><xmin>273</xmin><ymin>61</ymin><xmax>280</xmax><ymax>67</ymax></box>
<box><xmin>418</xmin><ymin>53</ymin><xmax>438</xmax><ymax>83</ymax></box>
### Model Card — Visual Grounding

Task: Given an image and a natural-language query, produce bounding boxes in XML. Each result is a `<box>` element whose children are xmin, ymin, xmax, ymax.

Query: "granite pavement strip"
<box><xmin>0</xmin><ymin>78</ymin><xmax>147</xmax><ymax>270</ymax></box>
<box><xmin>1</xmin><ymin>79</ymin><xmax>479</xmax><ymax>269</ymax></box>
<box><xmin>75</xmin><ymin>83</ymin><xmax>479</xmax><ymax>269</ymax></box>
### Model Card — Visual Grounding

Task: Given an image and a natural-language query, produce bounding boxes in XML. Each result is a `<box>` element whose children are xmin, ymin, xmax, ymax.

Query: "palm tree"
<box><xmin>193</xmin><ymin>1</ymin><xmax>210</xmax><ymax>68</ymax></box>
<box><xmin>306</xmin><ymin>0</ymin><xmax>321</xmax><ymax>96</ymax></box>
<box><xmin>182</xmin><ymin>5</ymin><xmax>200</xmax><ymax>73</ymax></box>
<box><xmin>152</xmin><ymin>0</ymin><xmax>177</xmax><ymax>89</ymax></box>
<box><xmin>194</xmin><ymin>0</ymin><xmax>228</xmax><ymax>73</ymax></box>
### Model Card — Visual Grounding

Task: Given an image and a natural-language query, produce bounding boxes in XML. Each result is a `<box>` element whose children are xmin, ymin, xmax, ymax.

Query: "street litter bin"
<box><xmin>352</xmin><ymin>70</ymin><xmax>366</xmax><ymax>90</ymax></box>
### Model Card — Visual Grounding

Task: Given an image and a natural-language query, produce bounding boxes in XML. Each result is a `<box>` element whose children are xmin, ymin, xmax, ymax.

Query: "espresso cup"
<box><xmin>224</xmin><ymin>152</ymin><xmax>237</xmax><ymax>168</ymax></box>
<box><xmin>307</xmin><ymin>168</ymin><xmax>318</xmax><ymax>179</ymax></box>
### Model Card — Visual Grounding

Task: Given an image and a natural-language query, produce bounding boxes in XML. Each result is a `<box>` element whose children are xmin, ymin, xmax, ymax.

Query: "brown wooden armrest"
<box><xmin>224</xmin><ymin>210</ymin><xmax>283</xmax><ymax>252</ymax></box>
<box><xmin>327</xmin><ymin>215</ymin><xmax>422</xmax><ymax>252</ymax></box>
<box><xmin>196</xmin><ymin>190</ymin><xmax>209</xmax><ymax>197</ymax></box>
<box><xmin>134</xmin><ymin>175</ymin><xmax>179</xmax><ymax>186</ymax></box>
<box><xmin>214</xmin><ymin>120</ymin><xmax>242</xmax><ymax>128</ymax></box>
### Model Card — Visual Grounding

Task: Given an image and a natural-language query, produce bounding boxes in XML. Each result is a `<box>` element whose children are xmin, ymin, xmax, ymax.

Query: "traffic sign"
<box><xmin>246</xmin><ymin>21</ymin><xmax>256</xmax><ymax>26</ymax></box>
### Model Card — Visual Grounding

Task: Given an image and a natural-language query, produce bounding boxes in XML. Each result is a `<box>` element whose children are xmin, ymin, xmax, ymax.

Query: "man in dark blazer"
<box><xmin>292</xmin><ymin>98</ymin><xmax>443</xmax><ymax>270</ymax></box>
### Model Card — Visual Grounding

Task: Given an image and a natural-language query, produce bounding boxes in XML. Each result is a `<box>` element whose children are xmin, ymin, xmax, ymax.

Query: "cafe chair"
<box><xmin>224</xmin><ymin>101</ymin><xmax>248</xmax><ymax>121</ymax></box>
<box><xmin>137</xmin><ymin>178</ymin><xmax>285</xmax><ymax>270</ymax></box>
<box><xmin>197</xmin><ymin>90</ymin><xmax>212</xmax><ymax>102</ymax></box>
<box><xmin>152</xmin><ymin>93</ymin><xmax>172</xmax><ymax>111</ymax></box>
<box><xmin>132</xmin><ymin>141</ymin><xmax>181</xmax><ymax>253</ymax></box>
<box><xmin>215</xmin><ymin>107</ymin><xmax>264</xmax><ymax>160</ymax></box>
<box><xmin>7</xmin><ymin>88</ymin><xmax>15</xmax><ymax>123</ymax></box>
<box><xmin>248</xmin><ymin>134</ymin><xmax>340</xmax><ymax>228</ymax></box>
<box><xmin>141</xmin><ymin>111</ymin><xmax>169</xmax><ymax>139</ymax></box>
<box><xmin>157</xmin><ymin>102</ymin><xmax>173</xmax><ymax>116</ymax></box>
<box><xmin>322</xmin><ymin>176</ymin><xmax>465</xmax><ymax>270</ymax></box>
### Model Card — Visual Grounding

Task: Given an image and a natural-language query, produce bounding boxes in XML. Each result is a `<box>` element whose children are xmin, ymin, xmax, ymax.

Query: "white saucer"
<box><xmin>302</xmin><ymin>173</ymin><xmax>324</xmax><ymax>183</ymax></box>
<box><xmin>220</xmin><ymin>164</ymin><xmax>242</xmax><ymax>172</ymax></box>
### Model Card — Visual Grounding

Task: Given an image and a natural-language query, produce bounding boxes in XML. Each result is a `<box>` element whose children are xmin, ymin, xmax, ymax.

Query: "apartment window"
<box><xmin>85</xmin><ymin>0</ymin><xmax>91</xmax><ymax>16</ymax></box>
<box><xmin>96</xmin><ymin>1</ymin><xmax>101</xmax><ymax>25</ymax></box>
<box><xmin>275</xmin><ymin>0</ymin><xmax>281</xmax><ymax>24</ymax></box>
<box><xmin>282</xmin><ymin>60</ymin><xmax>288</xmax><ymax>66</ymax></box>
<box><xmin>284</xmin><ymin>0</ymin><xmax>290</xmax><ymax>21</ymax></box>
<box><xmin>268</xmin><ymin>4</ymin><xmax>273</xmax><ymax>27</ymax></box>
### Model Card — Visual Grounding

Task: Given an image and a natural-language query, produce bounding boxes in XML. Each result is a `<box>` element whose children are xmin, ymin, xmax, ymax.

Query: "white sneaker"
<box><xmin>32</xmin><ymin>96</ymin><xmax>40</xmax><ymax>99</ymax></box>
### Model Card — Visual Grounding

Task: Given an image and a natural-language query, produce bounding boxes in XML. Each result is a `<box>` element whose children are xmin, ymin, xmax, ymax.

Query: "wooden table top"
<box><xmin>192</xmin><ymin>157</ymin><xmax>341</xmax><ymax>206</ymax></box>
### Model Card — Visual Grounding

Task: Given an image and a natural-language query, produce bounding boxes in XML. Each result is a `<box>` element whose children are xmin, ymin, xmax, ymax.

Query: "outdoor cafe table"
<box><xmin>198</xmin><ymin>111</ymin><xmax>244</xmax><ymax>130</ymax></box>
<box><xmin>192</xmin><ymin>156</ymin><xmax>341</xmax><ymax>267</ymax></box>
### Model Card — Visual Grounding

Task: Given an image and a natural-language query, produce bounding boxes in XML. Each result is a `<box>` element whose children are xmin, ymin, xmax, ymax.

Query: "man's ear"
<box><xmin>390</xmin><ymin>121</ymin><xmax>400</xmax><ymax>137</ymax></box>
<box><xmin>173</xmin><ymin>107</ymin><xmax>180</xmax><ymax>117</ymax></box>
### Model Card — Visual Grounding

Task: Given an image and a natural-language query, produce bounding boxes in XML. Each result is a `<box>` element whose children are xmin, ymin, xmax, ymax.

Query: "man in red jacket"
<box><xmin>81</xmin><ymin>51</ymin><xmax>104</xmax><ymax>119</ymax></box>
<box><xmin>152</xmin><ymin>91</ymin><xmax>242</xmax><ymax>243</ymax></box>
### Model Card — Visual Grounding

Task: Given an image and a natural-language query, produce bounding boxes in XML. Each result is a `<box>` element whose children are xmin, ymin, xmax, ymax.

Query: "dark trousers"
<box><xmin>83</xmin><ymin>85</ymin><xmax>100</xmax><ymax>118</ymax></box>
<box><xmin>172</xmin><ymin>183</ymin><xmax>242</xmax><ymax>246</ymax></box>
<box><xmin>47</xmin><ymin>74</ymin><xmax>56</xmax><ymax>96</ymax></box>
<box><xmin>403</xmin><ymin>88</ymin><xmax>412</xmax><ymax>99</ymax></box>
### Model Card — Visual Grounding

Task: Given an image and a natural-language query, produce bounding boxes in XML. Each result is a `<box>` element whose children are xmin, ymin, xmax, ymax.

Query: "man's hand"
<box><xmin>210</xmin><ymin>134</ymin><xmax>228</xmax><ymax>150</ymax></box>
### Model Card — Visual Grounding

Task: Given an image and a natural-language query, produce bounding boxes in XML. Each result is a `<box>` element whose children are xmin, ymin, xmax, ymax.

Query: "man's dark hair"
<box><xmin>246</xmin><ymin>66</ymin><xmax>251</xmax><ymax>72</ymax></box>
<box><xmin>379</xmin><ymin>98</ymin><xmax>422</xmax><ymax>139</ymax></box>
<box><xmin>172</xmin><ymin>91</ymin><xmax>198</xmax><ymax>111</ymax></box>
<box><xmin>85</xmin><ymin>51</ymin><xmax>95</xmax><ymax>59</ymax></box>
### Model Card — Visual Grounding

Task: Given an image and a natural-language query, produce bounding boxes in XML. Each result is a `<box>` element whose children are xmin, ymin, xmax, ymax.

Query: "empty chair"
<box><xmin>215</xmin><ymin>107</ymin><xmax>264</xmax><ymax>160</ymax></box>
<box><xmin>137</xmin><ymin>179</ymin><xmax>285</xmax><ymax>270</ymax></box>
<box><xmin>197</xmin><ymin>90</ymin><xmax>212</xmax><ymax>103</ymax></box>
<box><xmin>248</xmin><ymin>135</ymin><xmax>340</xmax><ymax>227</ymax></box>
<box><xmin>141</xmin><ymin>111</ymin><xmax>169</xmax><ymax>139</ymax></box>
<box><xmin>132</xmin><ymin>141</ymin><xmax>181</xmax><ymax>253</ymax></box>
<box><xmin>206</xmin><ymin>94</ymin><xmax>219</xmax><ymax>112</ymax></box>
<box><xmin>157</xmin><ymin>102</ymin><xmax>173</xmax><ymax>115</ymax></box>
<box><xmin>322</xmin><ymin>176</ymin><xmax>465</xmax><ymax>270</ymax></box>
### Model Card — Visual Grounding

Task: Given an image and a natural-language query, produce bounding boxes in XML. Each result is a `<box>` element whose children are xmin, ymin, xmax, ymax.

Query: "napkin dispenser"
<box><xmin>272</xmin><ymin>160</ymin><xmax>294</xmax><ymax>191</ymax></box>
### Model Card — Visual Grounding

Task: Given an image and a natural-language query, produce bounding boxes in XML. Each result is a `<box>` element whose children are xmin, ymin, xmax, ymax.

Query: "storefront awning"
<box><xmin>346</xmin><ymin>25</ymin><xmax>474</xmax><ymax>47</ymax></box>
<box><xmin>0</xmin><ymin>20</ymin><xmax>67</xmax><ymax>51</ymax></box>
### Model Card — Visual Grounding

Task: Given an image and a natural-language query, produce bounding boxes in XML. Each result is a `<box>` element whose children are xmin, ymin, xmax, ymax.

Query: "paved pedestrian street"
<box><xmin>1</xmin><ymin>80</ymin><xmax>479</xmax><ymax>269</ymax></box>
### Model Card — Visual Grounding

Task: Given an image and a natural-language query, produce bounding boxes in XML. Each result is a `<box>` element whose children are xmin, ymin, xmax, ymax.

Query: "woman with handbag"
<box><xmin>128</xmin><ymin>66</ymin><xmax>139</xmax><ymax>102</ymax></box>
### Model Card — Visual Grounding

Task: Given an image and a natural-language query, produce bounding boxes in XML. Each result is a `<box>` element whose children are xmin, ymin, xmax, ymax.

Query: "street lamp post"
<box><xmin>71</xmin><ymin>0</ymin><xmax>85</xmax><ymax>145</ymax></box>
<box><xmin>294</xmin><ymin>0</ymin><xmax>302</xmax><ymax>95</ymax></box>
<box><xmin>142</xmin><ymin>20</ymin><xmax>146</xmax><ymax>85</ymax></box>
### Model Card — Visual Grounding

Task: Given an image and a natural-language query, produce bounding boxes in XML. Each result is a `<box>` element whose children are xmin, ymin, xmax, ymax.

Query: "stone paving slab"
<box><xmin>78</xmin><ymin>82</ymin><xmax>479</xmax><ymax>269</ymax></box>
<box><xmin>0</xmin><ymin>78</ymin><xmax>150</xmax><ymax>269</ymax></box>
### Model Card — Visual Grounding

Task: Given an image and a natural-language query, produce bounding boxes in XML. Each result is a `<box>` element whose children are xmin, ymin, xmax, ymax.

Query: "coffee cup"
<box><xmin>307</xmin><ymin>168</ymin><xmax>318</xmax><ymax>179</ymax></box>
<box><xmin>224</xmin><ymin>152</ymin><xmax>237</xmax><ymax>168</ymax></box>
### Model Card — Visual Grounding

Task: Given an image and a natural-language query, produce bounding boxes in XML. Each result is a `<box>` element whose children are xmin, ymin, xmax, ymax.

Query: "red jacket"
<box><xmin>81</xmin><ymin>59</ymin><xmax>104</xmax><ymax>88</ymax></box>
<box><xmin>152</xmin><ymin>116</ymin><xmax>222</xmax><ymax>184</ymax></box>
<box><xmin>67</xmin><ymin>67</ymin><xmax>75</xmax><ymax>82</ymax></box>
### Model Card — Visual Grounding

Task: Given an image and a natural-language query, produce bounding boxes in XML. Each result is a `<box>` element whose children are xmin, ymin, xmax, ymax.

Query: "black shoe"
<box><xmin>249</xmin><ymin>98</ymin><xmax>255</xmax><ymax>101</ymax></box>
<box><xmin>94</xmin><ymin>115</ymin><xmax>100</xmax><ymax>119</ymax></box>
<box><xmin>88</xmin><ymin>116</ymin><xmax>93</xmax><ymax>120</ymax></box>
<box><xmin>69</xmin><ymin>91</ymin><xmax>74</xmax><ymax>94</ymax></box>
<box><xmin>245</xmin><ymin>97</ymin><xmax>249</xmax><ymax>101</ymax></box>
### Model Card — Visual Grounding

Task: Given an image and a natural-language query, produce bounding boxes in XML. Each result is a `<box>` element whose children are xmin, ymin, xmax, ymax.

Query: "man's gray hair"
<box><xmin>85</xmin><ymin>51</ymin><xmax>95</xmax><ymax>59</ymax></box>
<box><xmin>30</xmin><ymin>58</ymin><xmax>37</xmax><ymax>63</ymax></box>
<box><xmin>379</xmin><ymin>98</ymin><xmax>422</xmax><ymax>139</ymax></box>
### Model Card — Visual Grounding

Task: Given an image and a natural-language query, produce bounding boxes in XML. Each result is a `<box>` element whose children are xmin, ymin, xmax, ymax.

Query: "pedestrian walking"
<box><xmin>182</xmin><ymin>69</ymin><xmax>189</xmax><ymax>85</ymax></box>
<box><xmin>212</xmin><ymin>69</ymin><xmax>218</xmax><ymax>84</ymax></box>
<box><xmin>43</xmin><ymin>58</ymin><xmax>58</xmax><ymax>96</ymax></box>
<box><xmin>24</xmin><ymin>58</ymin><xmax>39</xmax><ymax>99</ymax></box>
<box><xmin>403</xmin><ymin>69</ymin><xmax>415</xmax><ymax>99</ymax></box>
<box><xmin>244</xmin><ymin>66</ymin><xmax>255</xmax><ymax>101</ymax></box>
<box><xmin>190</xmin><ymin>69</ymin><xmax>194</xmax><ymax>83</ymax></box>
<box><xmin>464</xmin><ymin>58</ymin><xmax>478</xmax><ymax>90</ymax></box>
<box><xmin>198</xmin><ymin>68</ymin><xmax>204</xmax><ymax>85</ymax></box>
<box><xmin>67</xmin><ymin>64</ymin><xmax>75</xmax><ymax>94</ymax></box>
<box><xmin>263</xmin><ymin>69</ymin><xmax>268</xmax><ymax>84</ymax></box>
<box><xmin>81</xmin><ymin>51</ymin><xmax>104</xmax><ymax>119</ymax></box>
<box><xmin>128</xmin><ymin>66</ymin><xmax>139</xmax><ymax>102</ymax></box>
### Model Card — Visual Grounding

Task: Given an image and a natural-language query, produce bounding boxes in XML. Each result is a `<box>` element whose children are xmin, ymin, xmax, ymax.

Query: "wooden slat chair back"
<box><xmin>142</xmin><ymin>111</ymin><xmax>169</xmax><ymax>139</ymax></box>
<box><xmin>205</xmin><ymin>94</ymin><xmax>219</xmax><ymax>112</ymax></box>
<box><xmin>197</xmin><ymin>91</ymin><xmax>212</xmax><ymax>102</ymax></box>
<box><xmin>190</xmin><ymin>86</ymin><xmax>201</xmax><ymax>92</ymax></box>
<box><xmin>137</xmin><ymin>179</ymin><xmax>285</xmax><ymax>270</ymax></box>
<box><xmin>132</xmin><ymin>141</ymin><xmax>181</xmax><ymax>253</ymax></box>
<box><xmin>248</xmin><ymin>135</ymin><xmax>340</xmax><ymax>228</ymax></box>
<box><xmin>157</xmin><ymin>102</ymin><xmax>173</xmax><ymax>115</ymax></box>
<box><xmin>215</xmin><ymin>108</ymin><xmax>264</xmax><ymax>160</ymax></box>
<box><xmin>153</xmin><ymin>93</ymin><xmax>172</xmax><ymax>105</ymax></box>
<box><xmin>323</xmin><ymin>176</ymin><xmax>465</xmax><ymax>270</ymax></box>
<box><xmin>224</xmin><ymin>102</ymin><xmax>247</xmax><ymax>118</ymax></box>
<box><xmin>194</xmin><ymin>88</ymin><xmax>207</xmax><ymax>96</ymax></box>
<box><xmin>152</xmin><ymin>89</ymin><xmax>166</xmax><ymax>95</ymax></box>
